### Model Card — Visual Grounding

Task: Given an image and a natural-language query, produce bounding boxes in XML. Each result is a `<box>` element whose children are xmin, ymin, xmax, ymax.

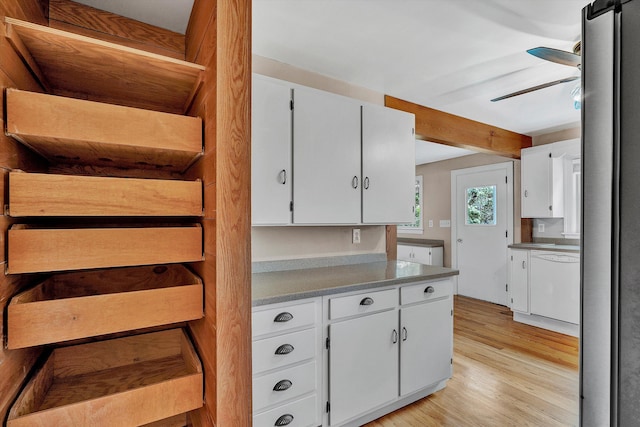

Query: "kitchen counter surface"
<box><xmin>397</xmin><ymin>238</ymin><xmax>445</xmax><ymax>248</ymax></box>
<box><xmin>252</xmin><ymin>261</ymin><xmax>459</xmax><ymax>306</ymax></box>
<box><xmin>509</xmin><ymin>243</ymin><xmax>580</xmax><ymax>253</ymax></box>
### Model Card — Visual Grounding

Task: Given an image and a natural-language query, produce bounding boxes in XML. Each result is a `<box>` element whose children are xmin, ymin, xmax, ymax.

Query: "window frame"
<box><xmin>398</xmin><ymin>175</ymin><xmax>423</xmax><ymax>234</ymax></box>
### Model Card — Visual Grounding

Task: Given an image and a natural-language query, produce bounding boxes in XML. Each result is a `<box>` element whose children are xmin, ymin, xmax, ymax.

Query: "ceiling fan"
<box><xmin>490</xmin><ymin>42</ymin><xmax>581</xmax><ymax>103</ymax></box>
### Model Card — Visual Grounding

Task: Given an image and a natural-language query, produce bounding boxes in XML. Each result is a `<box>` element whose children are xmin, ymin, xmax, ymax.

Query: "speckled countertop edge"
<box><xmin>509</xmin><ymin>243</ymin><xmax>580</xmax><ymax>253</ymax></box>
<box><xmin>252</xmin><ymin>261</ymin><xmax>459</xmax><ymax>306</ymax></box>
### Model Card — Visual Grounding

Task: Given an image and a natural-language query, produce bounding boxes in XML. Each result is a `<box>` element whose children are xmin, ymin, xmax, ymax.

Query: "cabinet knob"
<box><xmin>273</xmin><ymin>379</ymin><xmax>293</xmax><ymax>392</ymax></box>
<box><xmin>280</xmin><ymin>169</ymin><xmax>287</xmax><ymax>185</ymax></box>
<box><xmin>360</xmin><ymin>297</ymin><xmax>374</xmax><ymax>306</ymax></box>
<box><xmin>424</xmin><ymin>286</ymin><xmax>435</xmax><ymax>294</ymax></box>
<box><xmin>364</xmin><ymin>176</ymin><xmax>370</xmax><ymax>189</ymax></box>
<box><xmin>402</xmin><ymin>326</ymin><xmax>408</xmax><ymax>342</ymax></box>
<box><xmin>275</xmin><ymin>414</ymin><xmax>294</xmax><ymax>426</ymax></box>
<box><xmin>352</xmin><ymin>176</ymin><xmax>359</xmax><ymax>189</ymax></box>
<box><xmin>273</xmin><ymin>312</ymin><xmax>294</xmax><ymax>323</ymax></box>
<box><xmin>274</xmin><ymin>344</ymin><xmax>294</xmax><ymax>355</ymax></box>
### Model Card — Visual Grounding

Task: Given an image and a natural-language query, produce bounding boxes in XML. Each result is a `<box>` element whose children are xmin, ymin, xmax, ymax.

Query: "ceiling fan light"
<box><xmin>571</xmin><ymin>82</ymin><xmax>581</xmax><ymax>110</ymax></box>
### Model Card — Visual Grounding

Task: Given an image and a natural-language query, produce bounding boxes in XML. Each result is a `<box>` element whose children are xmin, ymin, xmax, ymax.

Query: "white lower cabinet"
<box><xmin>399</xmin><ymin>280</ymin><xmax>453</xmax><ymax>396</ymax></box>
<box><xmin>397</xmin><ymin>244</ymin><xmax>444</xmax><ymax>267</ymax></box>
<box><xmin>328</xmin><ymin>309</ymin><xmax>399</xmax><ymax>425</ymax></box>
<box><xmin>324</xmin><ymin>279</ymin><xmax>453</xmax><ymax>426</ymax></box>
<box><xmin>508</xmin><ymin>249</ymin><xmax>529</xmax><ymax>313</ymax></box>
<box><xmin>252</xmin><ymin>298</ymin><xmax>322</xmax><ymax>427</ymax></box>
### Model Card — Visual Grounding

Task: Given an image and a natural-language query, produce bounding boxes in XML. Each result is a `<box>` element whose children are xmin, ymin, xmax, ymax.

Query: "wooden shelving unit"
<box><xmin>7</xmin><ymin>329</ymin><xmax>203</xmax><ymax>427</ymax></box>
<box><xmin>7</xmin><ymin>265</ymin><xmax>203</xmax><ymax>349</ymax></box>
<box><xmin>6</xmin><ymin>89</ymin><xmax>203</xmax><ymax>172</ymax></box>
<box><xmin>4</xmin><ymin>17</ymin><xmax>205</xmax><ymax>114</ymax></box>
<box><xmin>8</xmin><ymin>171</ymin><xmax>203</xmax><ymax>217</ymax></box>
<box><xmin>4</xmin><ymin>10</ymin><xmax>207</xmax><ymax>424</ymax></box>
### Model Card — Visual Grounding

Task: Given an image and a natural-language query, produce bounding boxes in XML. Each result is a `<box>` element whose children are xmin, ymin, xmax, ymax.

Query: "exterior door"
<box><xmin>452</xmin><ymin>163</ymin><xmax>513</xmax><ymax>305</ymax></box>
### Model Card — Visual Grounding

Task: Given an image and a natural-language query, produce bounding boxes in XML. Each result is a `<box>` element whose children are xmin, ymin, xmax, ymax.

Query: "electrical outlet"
<box><xmin>352</xmin><ymin>228</ymin><xmax>361</xmax><ymax>244</ymax></box>
<box><xmin>538</xmin><ymin>223</ymin><xmax>545</xmax><ymax>233</ymax></box>
<box><xmin>428</xmin><ymin>220</ymin><xmax>433</xmax><ymax>228</ymax></box>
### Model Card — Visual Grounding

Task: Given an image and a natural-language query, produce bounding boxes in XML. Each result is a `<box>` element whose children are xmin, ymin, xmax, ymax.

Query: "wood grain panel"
<box><xmin>48</xmin><ymin>0</ymin><xmax>185</xmax><ymax>58</ymax></box>
<box><xmin>385</xmin><ymin>95</ymin><xmax>532</xmax><ymax>159</ymax></box>
<box><xmin>385</xmin><ymin>225</ymin><xmax>397</xmax><ymax>260</ymax></box>
<box><xmin>7</xmin><ymin>225</ymin><xmax>203</xmax><ymax>274</ymax></box>
<box><xmin>8</xmin><ymin>172</ymin><xmax>203</xmax><ymax>217</ymax></box>
<box><xmin>521</xmin><ymin>218</ymin><xmax>533</xmax><ymax>243</ymax></box>
<box><xmin>5</xmin><ymin>17</ymin><xmax>205</xmax><ymax>114</ymax></box>
<box><xmin>185</xmin><ymin>0</ymin><xmax>215</xmax><ymax>64</ymax></box>
<box><xmin>7</xmin><ymin>264</ymin><xmax>204</xmax><ymax>348</ymax></box>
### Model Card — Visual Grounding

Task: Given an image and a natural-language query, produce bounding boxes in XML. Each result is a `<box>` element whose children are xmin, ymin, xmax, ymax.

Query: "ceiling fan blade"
<box><xmin>527</xmin><ymin>47</ymin><xmax>581</xmax><ymax>67</ymax></box>
<box><xmin>490</xmin><ymin>76</ymin><xmax>580</xmax><ymax>102</ymax></box>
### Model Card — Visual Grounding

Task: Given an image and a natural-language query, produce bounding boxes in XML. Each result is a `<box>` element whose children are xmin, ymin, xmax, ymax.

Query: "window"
<box><xmin>465</xmin><ymin>185</ymin><xmax>497</xmax><ymax>225</ymax></box>
<box><xmin>399</xmin><ymin>176</ymin><xmax>423</xmax><ymax>233</ymax></box>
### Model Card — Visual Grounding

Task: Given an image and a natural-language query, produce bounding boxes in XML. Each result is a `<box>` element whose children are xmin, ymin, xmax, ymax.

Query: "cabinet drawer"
<box><xmin>253</xmin><ymin>301</ymin><xmax>317</xmax><ymax>338</ymax></box>
<box><xmin>253</xmin><ymin>361</ymin><xmax>316</xmax><ymax>412</ymax></box>
<box><xmin>329</xmin><ymin>288</ymin><xmax>396</xmax><ymax>320</ymax></box>
<box><xmin>254</xmin><ymin>394</ymin><xmax>317</xmax><ymax>427</ymax></box>
<box><xmin>400</xmin><ymin>280</ymin><xmax>452</xmax><ymax>305</ymax></box>
<box><xmin>253</xmin><ymin>329</ymin><xmax>316</xmax><ymax>374</ymax></box>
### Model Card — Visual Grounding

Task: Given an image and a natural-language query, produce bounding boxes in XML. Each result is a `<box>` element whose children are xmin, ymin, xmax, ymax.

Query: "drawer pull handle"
<box><xmin>273</xmin><ymin>379</ymin><xmax>293</xmax><ymax>391</ymax></box>
<box><xmin>360</xmin><ymin>297</ymin><xmax>374</xmax><ymax>306</ymax></box>
<box><xmin>275</xmin><ymin>414</ymin><xmax>294</xmax><ymax>426</ymax></box>
<box><xmin>275</xmin><ymin>344</ymin><xmax>294</xmax><ymax>355</ymax></box>
<box><xmin>424</xmin><ymin>286</ymin><xmax>435</xmax><ymax>294</ymax></box>
<box><xmin>274</xmin><ymin>312</ymin><xmax>294</xmax><ymax>323</ymax></box>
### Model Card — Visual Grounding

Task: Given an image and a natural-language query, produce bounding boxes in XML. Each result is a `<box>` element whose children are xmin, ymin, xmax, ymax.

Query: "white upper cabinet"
<box><xmin>251</xmin><ymin>75</ymin><xmax>292</xmax><ymax>225</ymax></box>
<box><xmin>521</xmin><ymin>139</ymin><xmax>580</xmax><ymax>219</ymax></box>
<box><xmin>362</xmin><ymin>104</ymin><xmax>415</xmax><ymax>224</ymax></box>
<box><xmin>292</xmin><ymin>85</ymin><xmax>362</xmax><ymax>224</ymax></box>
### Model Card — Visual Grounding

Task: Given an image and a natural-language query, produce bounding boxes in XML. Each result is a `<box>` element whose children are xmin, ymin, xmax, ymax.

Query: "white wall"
<box><xmin>252</xmin><ymin>55</ymin><xmax>388</xmax><ymax>262</ymax></box>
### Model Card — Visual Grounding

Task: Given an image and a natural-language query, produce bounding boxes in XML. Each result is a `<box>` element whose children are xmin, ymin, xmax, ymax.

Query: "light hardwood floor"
<box><xmin>366</xmin><ymin>296</ymin><xmax>579</xmax><ymax>426</ymax></box>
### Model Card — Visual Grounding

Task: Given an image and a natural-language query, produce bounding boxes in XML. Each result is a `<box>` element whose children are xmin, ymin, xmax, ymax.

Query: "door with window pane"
<box><xmin>453</xmin><ymin>164</ymin><xmax>511</xmax><ymax>305</ymax></box>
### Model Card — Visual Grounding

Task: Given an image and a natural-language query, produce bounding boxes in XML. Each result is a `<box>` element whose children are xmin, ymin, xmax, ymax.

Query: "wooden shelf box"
<box><xmin>5</xmin><ymin>89</ymin><xmax>203</xmax><ymax>172</ymax></box>
<box><xmin>7</xmin><ymin>225</ymin><xmax>203</xmax><ymax>274</ymax></box>
<box><xmin>8</xmin><ymin>172</ymin><xmax>203</xmax><ymax>217</ymax></box>
<box><xmin>4</xmin><ymin>17</ymin><xmax>205</xmax><ymax>114</ymax></box>
<box><xmin>7</xmin><ymin>328</ymin><xmax>203</xmax><ymax>426</ymax></box>
<box><xmin>7</xmin><ymin>264</ymin><xmax>203</xmax><ymax>349</ymax></box>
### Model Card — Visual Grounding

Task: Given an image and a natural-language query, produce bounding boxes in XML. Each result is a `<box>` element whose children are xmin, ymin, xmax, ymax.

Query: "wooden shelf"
<box><xmin>7</xmin><ymin>328</ymin><xmax>203</xmax><ymax>426</ymax></box>
<box><xmin>8</xmin><ymin>171</ymin><xmax>203</xmax><ymax>217</ymax></box>
<box><xmin>6</xmin><ymin>89</ymin><xmax>203</xmax><ymax>172</ymax></box>
<box><xmin>4</xmin><ymin>17</ymin><xmax>205</xmax><ymax>114</ymax></box>
<box><xmin>7</xmin><ymin>264</ymin><xmax>203</xmax><ymax>349</ymax></box>
<box><xmin>7</xmin><ymin>224</ymin><xmax>203</xmax><ymax>274</ymax></box>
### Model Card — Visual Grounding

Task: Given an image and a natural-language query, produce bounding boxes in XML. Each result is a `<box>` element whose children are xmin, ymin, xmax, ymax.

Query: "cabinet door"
<box><xmin>521</xmin><ymin>147</ymin><xmax>552</xmax><ymax>218</ymax></box>
<box><xmin>509</xmin><ymin>250</ymin><xmax>529</xmax><ymax>313</ymax></box>
<box><xmin>293</xmin><ymin>86</ymin><xmax>361</xmax><ymax>224</ymax></box>
<box><xmin>252</xmin><ymin>75</ymin><xmax>292</xmax><ymax>225</ymax></box>
<box><xmin>412</xmin><ymin>246</ymin><xmax>432</xmax><ymax>265</ymax></box>
<box><xmin>400</xmin><ymin>297</ymin><xmax>452</xmax><ymax>396</ymax></box>
<box><xmin>328</xmin><ymin>310</ymin><xmax>398</xmax><ymax>425</ymax></box>
<box><xmin>362</xmin><ymin>104</ymin><xmax>415</xmax><ymax>224</ymax></box>
<box><xmin>397</xmin><ymin>244</ymin><xmax>413</xmax><ymax>262</ymax></box>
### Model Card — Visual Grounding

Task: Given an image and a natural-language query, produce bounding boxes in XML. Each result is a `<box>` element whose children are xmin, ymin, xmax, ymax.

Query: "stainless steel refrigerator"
<box><xmin>582</xmin><ymin>0</ymin><xmax>640</xmax><ymax>425</ymax></box>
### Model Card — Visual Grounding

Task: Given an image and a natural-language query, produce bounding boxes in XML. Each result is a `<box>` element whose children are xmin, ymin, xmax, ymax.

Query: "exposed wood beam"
<box><xmin>385</xmin><ymin>95</ymin><xmax>532</xmax><ymax>159</ymax></box>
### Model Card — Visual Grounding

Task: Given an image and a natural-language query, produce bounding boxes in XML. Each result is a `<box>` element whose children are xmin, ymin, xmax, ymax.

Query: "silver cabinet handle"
<box><xmin>273</xmin><ymin>379</ymin><xmax>293</xmax><ymax>392</ymax></box>
<box><xmin>280</xmin><ymin>169</ymin><xmax>287</xmax><ymax>185</ymax></box>
<box><xmin>275</xmin><ymin>344</ymin><xmax>294</xmax><ymax>355</ymax></box>
<box><xmin>360</xmin><ymin>297</ymin><xmax>374</xmax><ymax>306</ymax></box>
<box><xmin>352</xmin><ymin>176</ymin><xmax>359</xmax><ymax>189</ymax></box>
<box><xmin>402</xmin><ymin>327</ymin><xmax>408</xmax><ymax>342</ymax></box>
<box><xmin>424</xmin><ymin>286</ymin><xmax>435</xmax><ymax>294</ymax></box>
<box><xmin>274</xmin><ymin>312</ymin><xmax>293</xmax><ymax>323</ymax></box>
<box><xmin>392</xmin><ymin>329</ymin><xmax>398</xmax><ymax>344</ymax></box>
<box><xmin>524</xmin><ymin>189</ymin><xmax>529</xmax><ymax>197</ymax></box>
<box><xmin>457</xmin><ymin>238</ymin><xmax>463</xmax><ymax>243</ymax></box>
<box><xmin>275</xmin><ymin>414</ymin><xmax>294</xmax><ymax>426</ymax></box>
<box><xmin>364</xmin><ymin>176</ymin><xmax>370</xmax><ymax>189</ymax></box>
<box><xmin>522</xmin><ymin>260</ymin><xmax>526</xmax><ymax>269</ymax></box>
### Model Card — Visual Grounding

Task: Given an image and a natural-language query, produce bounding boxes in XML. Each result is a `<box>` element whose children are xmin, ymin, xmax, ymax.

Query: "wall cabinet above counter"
<box><xmin>251</xmin><ymin>74</ymin><xmax>415</xmax><ymax>226</ymax></box>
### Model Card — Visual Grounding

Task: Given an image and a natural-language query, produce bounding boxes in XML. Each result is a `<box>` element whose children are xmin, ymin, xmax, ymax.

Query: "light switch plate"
<box><xmin>440</xmin><ymin>220</ymin><xmax>451</xmax><ymax>228</ymax></box>
<box><xmin>352</xmin><ymin>228</ymin><xmax>361</xmax><ymax>244</ymax></box>
<box><xmin>428</xmin><ymin>220</ymin><xmax>434</xmax><ymax>228</ymax></box>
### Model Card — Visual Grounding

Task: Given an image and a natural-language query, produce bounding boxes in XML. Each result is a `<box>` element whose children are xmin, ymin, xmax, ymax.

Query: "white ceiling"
<box><xmin>73</xmin><ymin>0</ymin><xmax>588</xmax><ymax>153</ymax></box>
<box><xmin>415</xmin><ymin>141</ymin><xmax>475</xmax><ymax>165</ymax></box>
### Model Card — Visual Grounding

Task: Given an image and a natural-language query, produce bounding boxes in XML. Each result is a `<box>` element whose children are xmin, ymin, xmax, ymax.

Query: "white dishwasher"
<box><xmin>529</xmin><ymin>250</ymin><xmax>580</xmax><ymax>325</ymax></box>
